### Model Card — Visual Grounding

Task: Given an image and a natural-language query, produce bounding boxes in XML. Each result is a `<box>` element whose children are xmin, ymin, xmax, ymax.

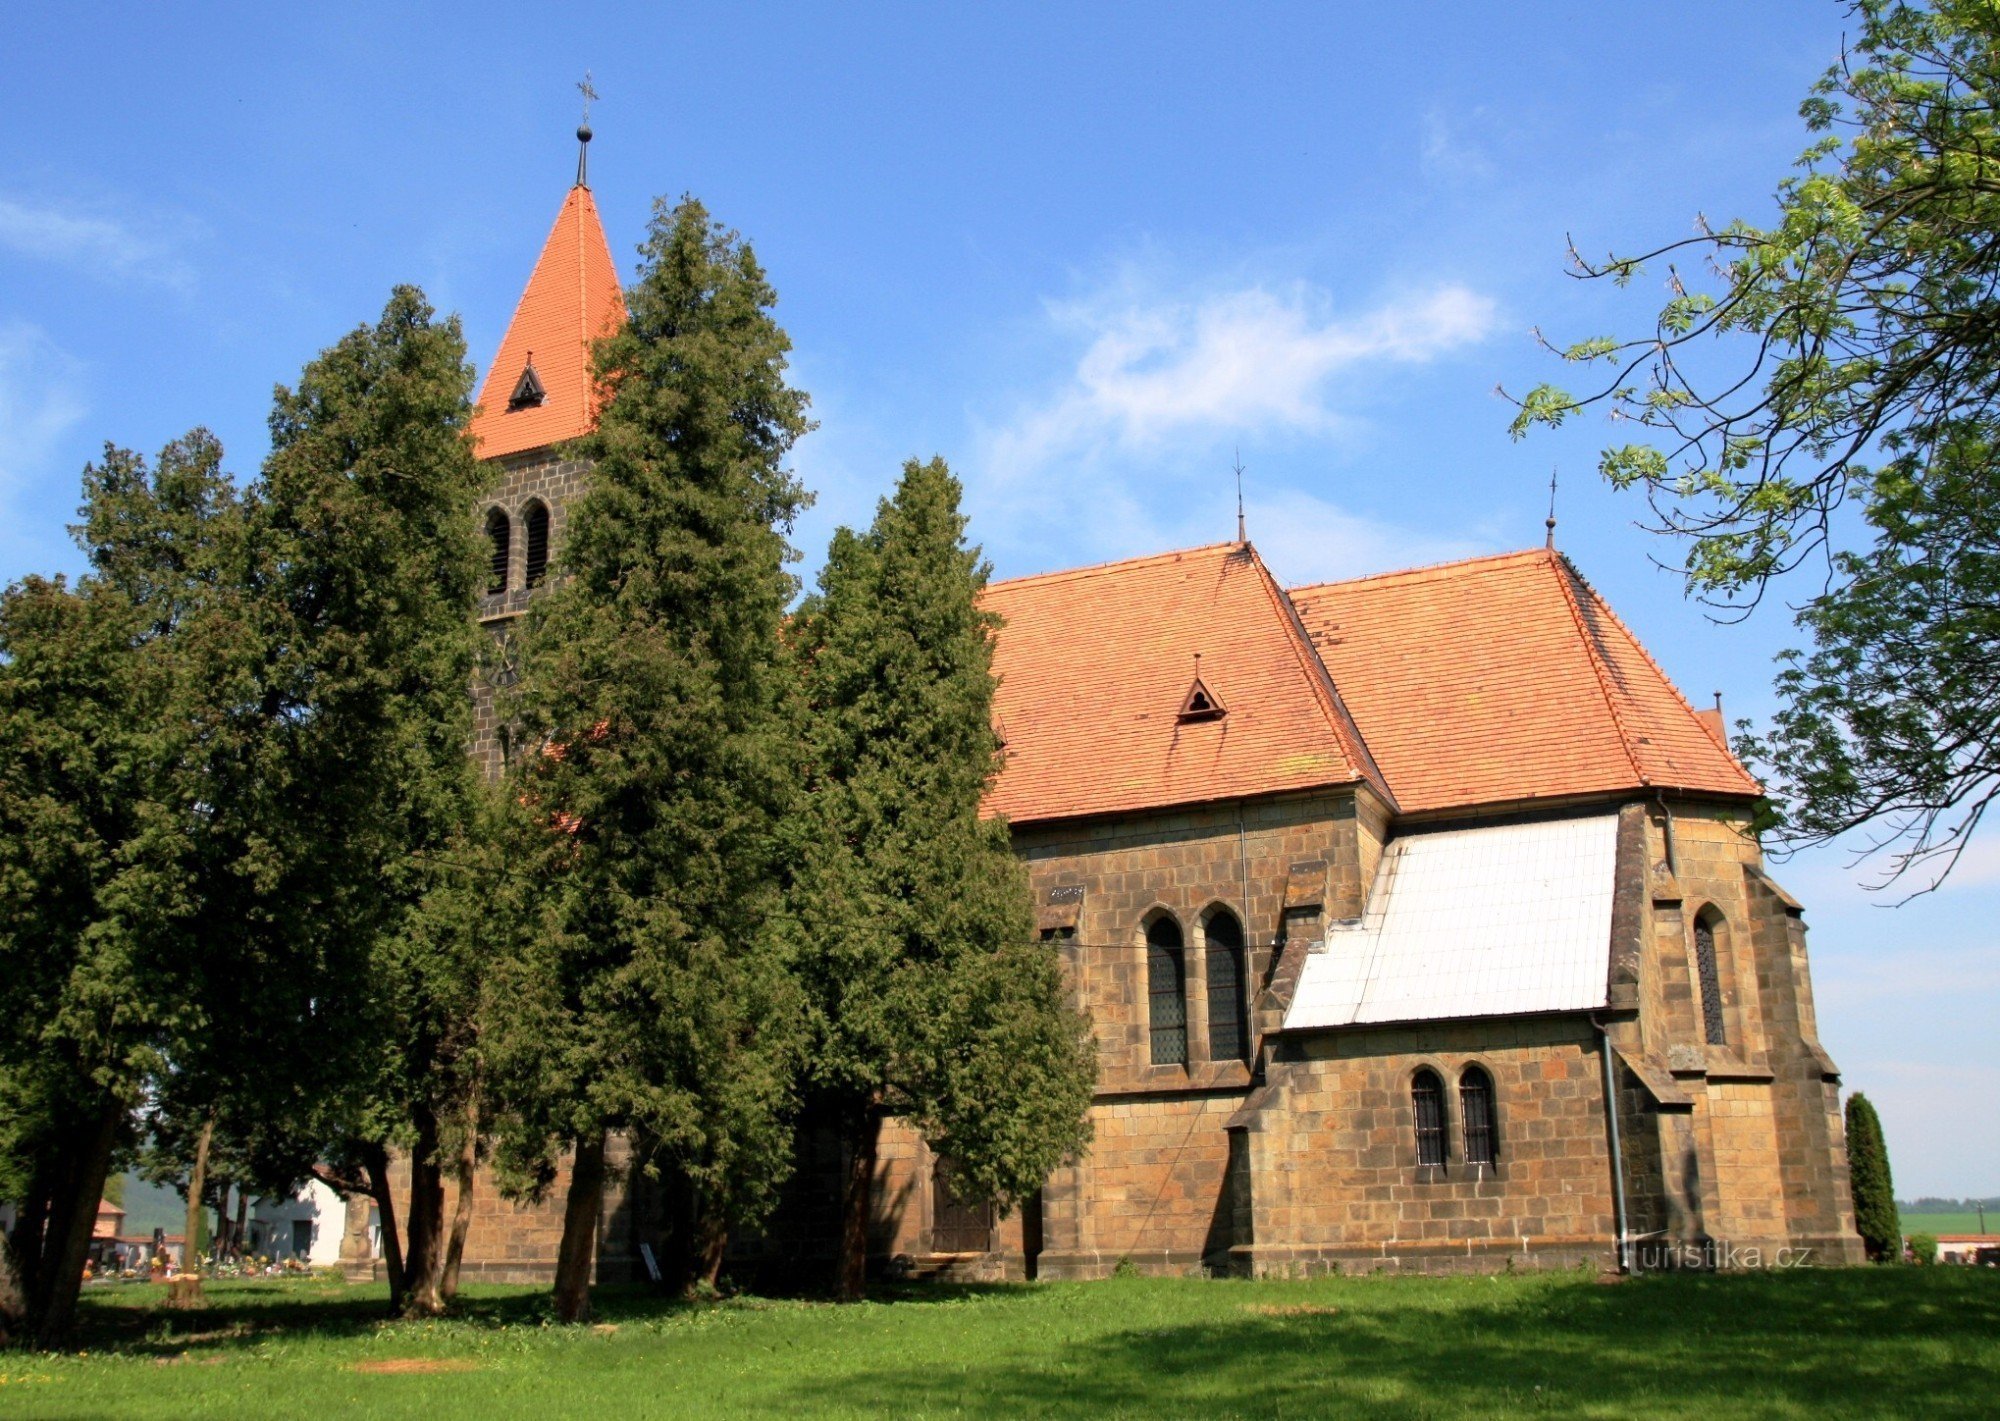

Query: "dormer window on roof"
<box><xmin>1178</xmin><ymin>671</ymin><xmax>1226</xmax><ymax>723</ymax></box>
<box><xmin>508</xmin><ymin>358</ymin><xmax>547</xmax><ymax>412</ymax></box>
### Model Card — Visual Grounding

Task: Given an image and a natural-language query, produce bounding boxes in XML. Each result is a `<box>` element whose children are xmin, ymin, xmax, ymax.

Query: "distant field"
<box><xmin>1902</xmin><ymin>1213</ymin><xmax>1994</xmax><ymax>1236</ymax></box>
<box><xmin>12</xmin><ymin>1266</ymin><xmax>1999</xmax><ymax>1420</ymax></box>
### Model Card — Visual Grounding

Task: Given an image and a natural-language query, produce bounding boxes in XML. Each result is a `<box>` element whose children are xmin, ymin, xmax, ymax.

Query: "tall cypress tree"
<box><xmin>789</xmin><ymin>457</ymin><xmax>1096</xmax><ymax>1300</ymax></box>
<box><xmin>488</xmin><ymin>197</ymin><xmax>811</xmax><ymax>1323</ymax></box>
<box><xmin>1846</xmin><ymin>1091</ymin><xmax>1900</xmax><ymax>1262</ymax></box>
<box><xmin>246</xmin><ymin>285</ymin><xmax>493</xmax><ymax>1316</ymax></box>
<box><xmin>0</xmin><ymin>432</ymin><xmax>253</xmax><ymax>1344</ymax></box>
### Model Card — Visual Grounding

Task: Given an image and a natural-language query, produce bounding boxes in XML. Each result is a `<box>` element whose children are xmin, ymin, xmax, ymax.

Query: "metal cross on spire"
<box><xmin>1545</xmin><ymin>466</ymin><xmax>1559</xmax><ymax>548</ymax></box>
<box><xmin>575</xmin><ymin>73</ymin><xmax>598</xmax><ymax>188</ymax></box>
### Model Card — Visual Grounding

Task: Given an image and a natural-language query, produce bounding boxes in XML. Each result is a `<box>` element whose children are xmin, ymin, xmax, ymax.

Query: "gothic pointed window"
<box><xmin>508</xmin><ymin>358</ymin><xmax>546</xmax><ymax>411</ymax></box>
<box><xmin>1460</xmin><ymin>1065</ymin><xmax>1498</xmax><ymax>1168</ymax></box>
<box><xmin>484</xmin><ymin>507</ymin><xmax>511</xmax><ymax>595</ymax></box>
<box><xmin>1146</xmin><ymin>916</ymin><xmax>1188</xmax><ymax>1067</ymax></box>
<box><xmin>1694</xmin><ymin>908</ymin><xmax>1728</xmax><ymax>1046</ymax></box>
<box><xmin>523</xmin><ymin>500</ymin><xmax>551</xmax><ymax>589</ymax></box>
<box><xmin>1204</xmin><ymin>908</ymin><xmax>1248</xmax><ymax>1063</ymax></box>
<box><xmin>1412</xmin><ymin>1068</ymin><xmax>1447</xmax><ymax>1169</ymax></box>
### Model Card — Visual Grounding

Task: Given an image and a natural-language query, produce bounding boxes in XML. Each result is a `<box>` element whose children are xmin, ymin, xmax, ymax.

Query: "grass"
<box><xmin>1901</xmin><ymin>1212</ymin><xmax>1993</xmax><ymax>1236</ymax></box>
<box><xmin>5</xmin><ymin>1266</ymin><xmax>1997</xmax><ymax>1419</ymax></box>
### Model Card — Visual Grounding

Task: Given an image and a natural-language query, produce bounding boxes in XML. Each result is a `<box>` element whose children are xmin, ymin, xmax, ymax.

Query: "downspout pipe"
<box><xmin>1594</xmin><ymin>1012</ymin><xmax>1633</xmax><ymax>1274</ymax></box>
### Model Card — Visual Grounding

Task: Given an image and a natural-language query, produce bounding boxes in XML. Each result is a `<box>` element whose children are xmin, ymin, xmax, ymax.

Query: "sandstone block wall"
<box><xmin>1235</xmin><ymin>1017</ymin><xmax>1618</xmax><ymax>1275</ymax></box>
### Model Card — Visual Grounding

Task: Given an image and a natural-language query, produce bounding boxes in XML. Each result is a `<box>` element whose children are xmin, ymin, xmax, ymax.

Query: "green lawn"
<box><xmin>1901</xmin><ymin>1212</ymin><xmax>1994</xmax><ymax>1236</ymax></box>
<box><xmin>6</xmin><ymin>1267</ymin><xmax>1997</xmax><ymax>1419</ymax></box>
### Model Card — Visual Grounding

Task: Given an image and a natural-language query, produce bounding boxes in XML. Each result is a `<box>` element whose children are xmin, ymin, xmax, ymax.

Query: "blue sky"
<box><xmin>5</xmin><ymin>2</ymin><xmax>1991</xmax><ymax>1199</ymax></box>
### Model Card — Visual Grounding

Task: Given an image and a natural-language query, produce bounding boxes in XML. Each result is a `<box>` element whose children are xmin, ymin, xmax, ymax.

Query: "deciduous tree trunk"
<box><xmin>402</xmin><ymin>1104</ymin><xmax>447</xmax><ymax>1316</ymax></box>
<box><xmin>552</xmin><ymin>1132</ymin><xmax>606</xmax><ymax>1324</ymax></box>
<box><xmin>172</xmin><ymin>1116</ymin><xmax>213</xmax><ymax>1309</ymax></box>
<box><xmin>30</xmin><ymin>1096</ymin><xmax>122</xmax><ymax>1345</ymax></box>
<box><xmin>359</xmin><ymin>1140</ymin><xmax>407</xmax><ymax>1314</ymax></box>
<box><xmin>834</xmin><ymin>1106</ymin><xmax>881</xmax><ymax>1302</ymax></box>
<box><xmin>441</xmin><ymin>1101</ymin><xmax>479</xmax><ymax>1303</ymax></box>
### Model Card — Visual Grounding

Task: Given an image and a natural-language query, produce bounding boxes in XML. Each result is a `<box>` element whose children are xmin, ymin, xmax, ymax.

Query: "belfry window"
<box><xmin>1146</xmin><ymin>916</ymin><xmax>1188</xmax><ymax>1067</ymax></box>
<box><xmin>1204</xmin><ymin>909</ymin><xmax>1248</xmax><ymax>1063</ymax></box>
<box><xmin>523</xmin><ymin>500</ymin><xmax>551</xmax><ymax>589</ymax></box>
<box><xmin>485</xmin><ymin>507</ymin><xmax>511</xmax><ymax>595</ymax></box>
<box><xmin>1460</xmin><ymin>1066</ymin><xmax>1498</xmax><ymax>1168</ymax></box>
<box><xmin>1412</xmin><ymin>1068</ymin><xmax>1447</xmax><ymax>1168</ymax></box>
<box><xmin>1694</xmin><ymin>909</ymin><xmax>1728</xmax><ymax>1046</ymax></box>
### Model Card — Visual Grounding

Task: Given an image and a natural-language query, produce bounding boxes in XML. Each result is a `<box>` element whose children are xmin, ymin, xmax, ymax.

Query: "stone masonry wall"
<box><xmin>1234</xmin><ymin>1017</ymin><xmax>1618</xmax><ymax>1275</ymax></box>
<box><xmin>471</xmin><ymin>447</ymin><xmax>593</xmax><ymax>779</ymax></box>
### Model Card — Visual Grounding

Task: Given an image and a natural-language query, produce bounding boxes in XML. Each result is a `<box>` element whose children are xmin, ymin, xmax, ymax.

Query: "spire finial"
<box><xmin>575</xmin><ymin>73</ymin><xmax>598</xmax><ymax>188</ymax></box>
<box><xmin>1545</xmin><ymin>466</ymin><xmax>1559</xmax><ymax>548</ymax></box>
<box><xmin>1232</xmin><ymin>449</ymin><xmax>1247</xmax><ymax>545</ymax></box>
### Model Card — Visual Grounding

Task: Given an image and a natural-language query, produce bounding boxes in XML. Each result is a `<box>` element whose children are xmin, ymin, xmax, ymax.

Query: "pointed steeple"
<box><xmin>469</xmin><ymin>160</ymin><xmax>625</xmax><ymax>460</ymax></box>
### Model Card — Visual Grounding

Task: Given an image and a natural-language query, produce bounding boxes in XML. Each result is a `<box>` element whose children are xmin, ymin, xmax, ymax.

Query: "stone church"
<box><xmin>351</xmin><ymin>151</ymin><xmax>1865</xmax><ymax>1283</ymax></box>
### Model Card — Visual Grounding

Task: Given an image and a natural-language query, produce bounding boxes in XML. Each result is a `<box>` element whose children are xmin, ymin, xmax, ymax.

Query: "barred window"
<box><xmin>1460</xmin><ymin>1066</ymin><xmax>1498</xmax><ymax>1168</ymax></box>
<box><xmin>930</xmin><ymin>1156</ymin><xmax>993</xmax><ymax>1254</ymax></box>
<box><xmin>1204</xmin><ymin>909</ymin><xmax>1247</xmax><ymax>1063</ymax></box>
<box><xmin>1694</xmin><ymin>910</ymin><xmax>1728</xmax><ymax>1046</ymax></box>
<box><xmin>485</xmin><ymin>507</ymin><xmax>511</xmax><ymax>595</ymax></box>
<box><xmin>523</xmin><ymin>500</ymin><xmax>551</xmax><ymax>589</ymax></box>
<box><xmin>1412</xmin><ymin>1068</ymin><xmax>1447</xmax><ymax>1168</ymax></box>
<box><xmin>1146</xmin><ymin>916</ymin><xmax>1188</xmax><ymax>1067</ymax></box>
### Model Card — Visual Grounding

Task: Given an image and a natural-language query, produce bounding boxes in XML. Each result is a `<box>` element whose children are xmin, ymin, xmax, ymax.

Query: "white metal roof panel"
<box><xmin>1283</xmin><ymin>815</ymin><xmax>1617</xmax><ymax>1030</ymax></box>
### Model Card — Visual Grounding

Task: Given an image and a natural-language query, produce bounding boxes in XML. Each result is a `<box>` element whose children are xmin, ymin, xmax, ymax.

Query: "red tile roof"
<box><xmin>469</xmin><ymin>183</ymin><xmax>625</xmax><ymax>460</ymax></box>
<box><xmin>983</xmin><ymin>543</ymin><xmax>1374</xmax><ymax>825</ymax></box>
<box><xmin>1289</xmin><ymin>548</ymin><xmax>1760</xmax><ymax>814</ymax></box>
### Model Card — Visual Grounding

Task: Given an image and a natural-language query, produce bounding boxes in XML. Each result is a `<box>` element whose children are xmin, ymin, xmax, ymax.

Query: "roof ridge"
<box><xmin>1558</xmin><ymin>554</ymin><xmax>1761</xmax><ymax>793</ymax></box>
<box><xmin>1245</xmin><ymin>546</ymin><xmax>1393</xmax><ymax>806</ymax></box>
<box><xmin>985</xmin><ymin>540</ymin><xmax>1243</xmax><ymax>594</ymax></box>
<box><xmin>1546</xmin><ymin>549</ymin><xmax>1650</xmax><ymax>788</ymax></box>
<box><xmin>1288</xmin><ymin>546</ymin><xmax>1543</xmax><ymax>597</ymax></box>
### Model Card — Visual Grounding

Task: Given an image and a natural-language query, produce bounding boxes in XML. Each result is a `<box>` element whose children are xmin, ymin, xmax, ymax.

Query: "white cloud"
<box><xmin>0</xmin><ymin>195</ymin><xmax>196</xmax><ymax>289</ymax></box>
<box><xmin>0</xmin><ymin>322</ymin><xmax>87</xmax><ymax>499</ymax></box>
<box><xmin>987</xmin><ymin>280</ymin><xmax>1497</xmax><ymax>477</ymax></box>
<box><xmin>965</xmin><ymin>270</ymin><xmax>1499</xmax><ymax>578</ymax></box>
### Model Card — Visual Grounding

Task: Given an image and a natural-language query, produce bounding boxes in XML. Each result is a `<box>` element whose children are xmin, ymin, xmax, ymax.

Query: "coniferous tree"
<box><xmin>487</xmin><ymin>197</ymin><xmax>811</xmax><ymax>1323</ymax></box>
<box><xmin>243</xmin><ymin>285</ymin><xmax>494</xmax><ymax>1317</ymax></box>
<box><xmin>0</xmin><ymin>432</ymin><xmax>254</xmax><ymax>1344</ymax></box>
<box><xmin>789</xmin><ymin>457</ymin><xmax>1096</xmax><ymax>1300</ymax></box>
<box><xmin>0</xmin><ymin>288</ymin><xmax>493</xmax><ymax>1340</ymax></box>
<box><xmin>1846</xmin><ymin>1091</ymin><xmax>1901</xmax><ymax>1262</ymax></box>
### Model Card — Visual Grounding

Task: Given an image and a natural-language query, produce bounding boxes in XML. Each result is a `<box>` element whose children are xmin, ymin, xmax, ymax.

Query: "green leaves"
<box><xmin>1512</xmin><ymin>0</ymin><xmax>2000</xmax><ymax>882</ymax></box>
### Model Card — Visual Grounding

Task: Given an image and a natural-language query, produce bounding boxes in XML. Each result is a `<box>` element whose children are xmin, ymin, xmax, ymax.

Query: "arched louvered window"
<box><xmin>1204</xmin><ymin>909</ymin><xmax>1247</xmax><ymax>1063</ymax></box>
<box><xmin>523</xmin><ymin>500</ymin><xmax>550</xmax><ymax>589</ymax></box>
<box><xmin>1412</xmin><ymin>1068</ymin><xmax>1447</xmax><ymax>1169</ymax></box>
<box><xmin>484</xmin><ymin>507</ymin><xmax>511</xmax><ymax>595</ymax></box>
<box><xmin>1146</xmin><ymin>916</ymin><xmax>1188</xmax><ymax>1067</ymax></box>
<box><xmin>1694</xmin><ymin>909</ymin><xmax>1728</xmax><ymax>1046</ymax></box>
<box><xmin>1460</xmin><ymin>1065</ymin><xmax>1498</xmax><ymax>1168</ymax></box>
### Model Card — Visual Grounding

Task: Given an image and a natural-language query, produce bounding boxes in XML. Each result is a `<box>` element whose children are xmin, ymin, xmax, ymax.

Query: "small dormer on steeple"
<box><xmin>507</xmin><ymin>356</ymin><xmax>547</xmax><ymax>411</ymax></box>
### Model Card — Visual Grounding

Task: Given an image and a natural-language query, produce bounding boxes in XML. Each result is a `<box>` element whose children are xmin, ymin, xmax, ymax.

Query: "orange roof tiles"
<box><xmin>1288</xmin><ymin>548</ymin><xmax>1760</xmax><ymax>815</ymax></box>
<box><xmin>983</xmin><ymin>543</ymin><xmax>1371</xmax><ymax>825</ymax></box>
<box><xmin>468</xmin><ymin>183</ymin><xmax>625</xmax><ymax>460</ymax></box>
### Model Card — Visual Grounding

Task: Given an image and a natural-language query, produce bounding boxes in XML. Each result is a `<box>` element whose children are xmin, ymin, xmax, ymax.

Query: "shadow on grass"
<box><xmin>775</xmin><ymin>1269</ymin><xmax>2000</xmax><ymax>1420</ymax></box>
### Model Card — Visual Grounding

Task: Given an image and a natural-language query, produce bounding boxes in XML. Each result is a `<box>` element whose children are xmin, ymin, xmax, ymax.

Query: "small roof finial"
<box><xmin>1545</xmin><ymin>466</ymin><xmax>1559</xmax><ymax>549</ymax></box>
<box><xmin>1232</xmin><ymin>449</ymin><xmax>1248</xmax><ymax>545</ymax></box>
<box><xmin>575</xmin><ymin>72</ymin><xmax>599</xmax><ymax>188</ymax></box>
